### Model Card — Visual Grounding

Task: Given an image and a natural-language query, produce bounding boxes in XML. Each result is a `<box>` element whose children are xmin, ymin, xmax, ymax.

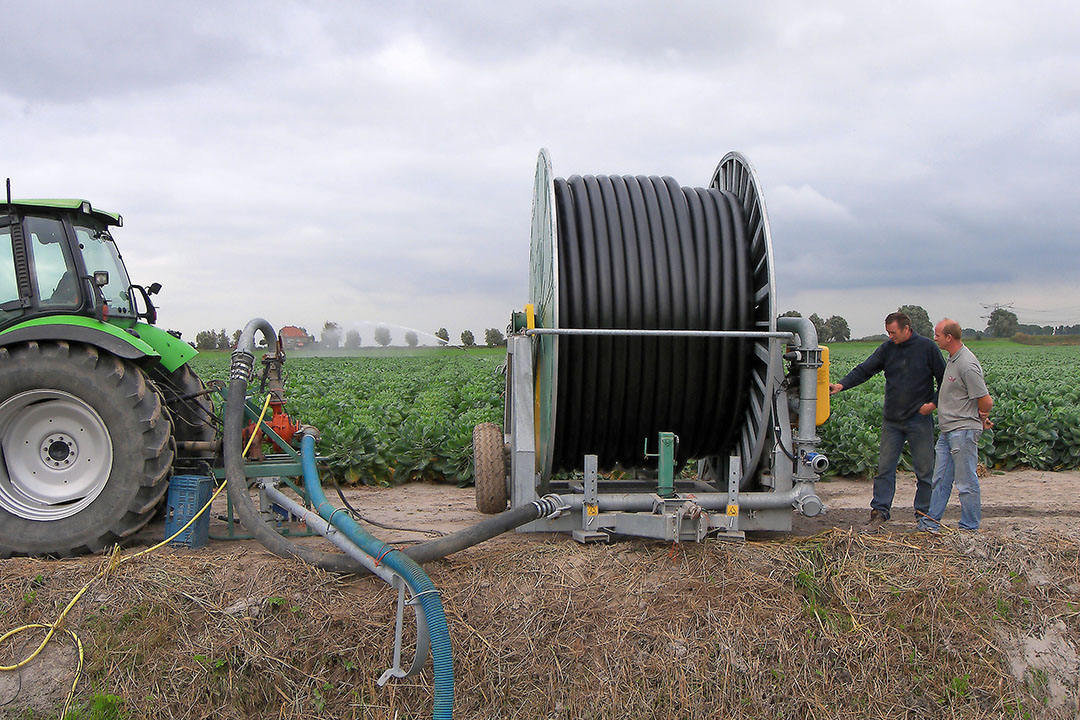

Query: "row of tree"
<box><xmin>778</xmin><ymin>311</ymin><xmax>852</xmax><ymax>342</ymax></box>
<box><xmin>1015</xmin><ymin>322</ymin><xmax>1080</xmax><ymax>336</ymax></box>
<box><xmin>434</xmin><ymin>327</ymin><xmax>506</xmax><ymax>348</ymax></box>
<box><xmin>192</xmin><ymin>323</ymin><xmax>509</xmax><ymax>350</ymax></box>
<box><xmin>777</xmin><ymin>305</ymin><xmax>1057</xmax><ymax>342</ymax></box>
<box><xmin>194</xmin><ymin>328</ymin><xmax>241</xmax><ymax>350</ymax></box>
<box><xmin>194</xmin><ymin>305</ymin><xmax>1059</xmax><ymax>351</ymax></box>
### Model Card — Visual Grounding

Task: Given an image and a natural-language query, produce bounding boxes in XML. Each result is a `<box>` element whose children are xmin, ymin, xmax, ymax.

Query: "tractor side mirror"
<box><xmin>130</xmin><ymin>284</ymin><xmax>158</xmax><ymax>325</ymax></box>
<box><xmin>147</xmin><ymin>282</ymin><xmax>162</xmax><ymax>296</ymax></box>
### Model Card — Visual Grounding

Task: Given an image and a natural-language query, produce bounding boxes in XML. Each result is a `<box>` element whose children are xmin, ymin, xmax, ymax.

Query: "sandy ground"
<box><xmin>136</xmin><ymin>468</ymin><xmax>1080</xmax><ymax>551</ymax></box>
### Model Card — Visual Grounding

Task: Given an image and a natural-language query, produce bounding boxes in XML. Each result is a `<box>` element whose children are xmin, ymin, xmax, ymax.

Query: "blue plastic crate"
<box><xmin>164</xmin><ymin>475</ymin><xmax>214</xmax><ymax>548</ymax></box>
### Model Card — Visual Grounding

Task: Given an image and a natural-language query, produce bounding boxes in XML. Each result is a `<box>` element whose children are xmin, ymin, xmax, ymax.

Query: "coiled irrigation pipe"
<box><xmin>550</xmin><ymin>174</ymin><xmax>756</xmax><ymax>472</ymax></box>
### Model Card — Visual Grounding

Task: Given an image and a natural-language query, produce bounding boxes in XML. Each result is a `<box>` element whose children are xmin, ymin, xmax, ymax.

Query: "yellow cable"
<box><xmin>0</xmin><ymin>393</ymin><xmax>273</xmax><ymax>716</ymax></box>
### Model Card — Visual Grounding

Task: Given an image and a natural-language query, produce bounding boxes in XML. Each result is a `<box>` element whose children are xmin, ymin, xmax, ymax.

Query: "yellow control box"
<box><xmin>816</xmin><ymin>345</ymin><xmax>830</xmax><ymax>426</ymax></box>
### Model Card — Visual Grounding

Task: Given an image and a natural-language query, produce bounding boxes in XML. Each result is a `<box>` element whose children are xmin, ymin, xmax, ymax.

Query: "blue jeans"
<box><xmin>921</xmin><ymin>428</ymin><xmax>982</xmax><ymax>531</ymax></box>
<box><xmin>871</xmin><ymin>413</ymin><xmax>935</xmax><ymax>520</ymax></box>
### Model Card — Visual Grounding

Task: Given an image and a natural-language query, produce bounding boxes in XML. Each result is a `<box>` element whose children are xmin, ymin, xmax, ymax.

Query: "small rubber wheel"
<box><xmin>473</xmin><ymin>422</ymin><xmax>507</xmax><ymax>514</ymax></box>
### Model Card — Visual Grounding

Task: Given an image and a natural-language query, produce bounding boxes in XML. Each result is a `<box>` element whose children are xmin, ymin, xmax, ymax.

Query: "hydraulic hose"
<box><xmin>299</xmin><ymin>435</ymin><xmax>454</xmax><ymax>720</ymax></box>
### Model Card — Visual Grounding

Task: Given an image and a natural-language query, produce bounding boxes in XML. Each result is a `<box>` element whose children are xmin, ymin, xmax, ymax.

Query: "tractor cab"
<box><xmin>1</xmin><ymin>198</ymin><xmax>159</xmax><ymax>332</ymax></box>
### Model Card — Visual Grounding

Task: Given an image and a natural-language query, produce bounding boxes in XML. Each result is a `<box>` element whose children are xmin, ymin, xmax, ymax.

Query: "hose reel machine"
<box><xmin>473</xmin><ymin>150</ymin><xmax>830</xmax><ymax>541</ymax></box>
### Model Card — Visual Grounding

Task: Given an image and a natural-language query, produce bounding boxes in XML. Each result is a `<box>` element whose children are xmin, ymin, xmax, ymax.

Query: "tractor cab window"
<box><xmin>0</xmin><ymin>225</ymin><xmax>18</xmax><ymax>321</ymax></box>
<box><xmin>74</xmin><ymin>224</ymin><xmax>133</xmax><ymax>317</ymax></box>
<box><xmin>25</xmin><ymin>216</ymin><xmax>79</xmax><ymax>309</ymax></box>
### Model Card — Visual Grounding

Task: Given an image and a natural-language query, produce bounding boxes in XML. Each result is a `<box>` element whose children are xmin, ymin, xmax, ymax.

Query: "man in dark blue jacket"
<box><xmin>829</xmin><ymin>311</ymin><xmax>945</xmax><ymax>527</ymax></box>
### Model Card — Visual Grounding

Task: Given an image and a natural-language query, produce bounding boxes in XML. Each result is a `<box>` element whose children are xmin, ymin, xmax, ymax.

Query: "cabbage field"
<box><xmin>189</xmin><ymin>340</ymin><xmax>1079</xmax><ymax>484</ymax></box>
<box><xmin>188</xmin><ymin>349</ymin><xmax>504</xmax><ymax>485</ymax></box>
<box><xmin>822</xmin><ymin>340</ymin><xmax>1080</xmax><ymax>476</ymax></box>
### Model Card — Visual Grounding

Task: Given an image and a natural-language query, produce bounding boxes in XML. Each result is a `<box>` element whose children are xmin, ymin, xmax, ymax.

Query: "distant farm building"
<box><xmin>280</xmin><ymin>325</ymin><xmax>314</xmax><ymax>349</ymax></box>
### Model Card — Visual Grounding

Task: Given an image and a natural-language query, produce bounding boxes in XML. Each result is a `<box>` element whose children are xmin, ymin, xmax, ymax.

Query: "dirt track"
<box><xmin>209</xmin><ymin>468</ymin><xmax>1080</xmax><ymax>546</ymax></box>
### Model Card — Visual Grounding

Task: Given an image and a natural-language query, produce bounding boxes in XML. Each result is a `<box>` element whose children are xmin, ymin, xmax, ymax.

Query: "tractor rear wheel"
<box><xmin>473</xmin><ymin>422</ymin><xmax>507</xmax><ymax>514</ymax></box>
<box><xmin>0</xmin><ymin>341</ymin><xmax>174</xmax><ymax>557</ymax></box>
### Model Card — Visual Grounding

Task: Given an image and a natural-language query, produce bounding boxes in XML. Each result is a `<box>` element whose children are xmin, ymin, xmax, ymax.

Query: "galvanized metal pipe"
<box><xmin>776</xmin><ymin>316</ymin><xmax>824</xmax><ymax>482</ymax></box>
<box><xmin>259</xmin><ymin>483</ymin><xmax>398</xmax><ymax>585</ymax></box>
<box><xmin>526</xmin><ymin>328</ymin><xmax>794</xmax><ymax>339</ymax></box>
<box><xmin>556</xmin><ymin>482</ymin><xmax>821</xmax><ymax>513</ymax></box>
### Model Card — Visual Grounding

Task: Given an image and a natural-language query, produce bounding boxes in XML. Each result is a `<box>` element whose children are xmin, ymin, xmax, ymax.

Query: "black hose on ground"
<box><xmin>405</xmin><ymin>498</ymin><xmax>563</xmax><ymax>565</ymax></box>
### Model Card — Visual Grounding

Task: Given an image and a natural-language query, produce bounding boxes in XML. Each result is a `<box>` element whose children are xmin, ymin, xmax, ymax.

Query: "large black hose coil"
<box><xmin>529</xmin><ymin>151</ymin><xmax>777</xmax><ymax>480</ymax></box>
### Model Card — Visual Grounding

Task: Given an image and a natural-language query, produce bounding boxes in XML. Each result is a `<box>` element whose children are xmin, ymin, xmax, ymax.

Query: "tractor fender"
<box><xmin>0</xmin><ymin>316</ymin><xmax>160</xmax><ymax>365</ymax></box>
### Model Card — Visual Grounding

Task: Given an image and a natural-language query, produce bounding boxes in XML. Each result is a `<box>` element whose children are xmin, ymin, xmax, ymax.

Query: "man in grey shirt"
<box><xmin>919</xmin><ymin>318</ymin><xmax>994</xmax><ymax>531</ymax></box>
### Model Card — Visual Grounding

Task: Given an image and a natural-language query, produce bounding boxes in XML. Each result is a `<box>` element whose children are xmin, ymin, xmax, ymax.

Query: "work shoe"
<box><xmin>863</xmin><ymin>510</ymin><xmax>887</xmax><ymax>530</ymax></box>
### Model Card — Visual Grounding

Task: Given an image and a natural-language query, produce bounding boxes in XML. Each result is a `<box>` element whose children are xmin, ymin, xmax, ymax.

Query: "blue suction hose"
<box><xmin>299</xmin><ymin>433</ymin><xmax>454</xmax><ymax>719</ymax></box>
<box><xmin>226</xmin><ymin>318</ymin><xmax>556</xmax><ymax>719</ymax></box>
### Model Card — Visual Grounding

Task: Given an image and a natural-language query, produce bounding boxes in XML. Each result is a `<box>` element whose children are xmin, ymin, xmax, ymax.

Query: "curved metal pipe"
<box><xmin>777</xmin><ymin>315</ymin><xmax>823</xmax><ymax>483</ymax></box>
<box><xmin>235</xmin><ymin>317</ymin><xmax>276</xmax><ymax>357</ymax></box>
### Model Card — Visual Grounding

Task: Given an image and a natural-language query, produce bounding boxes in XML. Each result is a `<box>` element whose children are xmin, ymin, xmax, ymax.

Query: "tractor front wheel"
<box><xmin>0</xmin><ymin>341</ymin><xmax>173</xmax><ymax>557</ymax></box>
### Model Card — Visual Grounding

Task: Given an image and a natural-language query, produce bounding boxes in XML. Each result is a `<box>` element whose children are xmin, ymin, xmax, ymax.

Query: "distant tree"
<box><xmin>898</xmin><ymin>305</ymin><xmax>933</xmax><ymax>337</ymax></box>
<box><xmin>808</xmin><ymin>313</ymin><xmax>827</xmax><ymax>341</ymax></box>
<box><xmin>484</xmin><ymin>328</ymin><xmax>505</xmax><ymax>347</ymax></box>
<box><xmin>460</xmin><ymin>330</ymin><xmax>475</xmax><ymax>348</ymax></box>
<box><xmin>344</xmin><ymin>330</ymin><xmax>361</xmax><ymax>348</ymax></box>
<box><xmin>217</xmin><ymin>328</ymin><xmax>230</xmax><ymax>350</ymax></box>
<box><xmin>374</xmin><ymin>326</ymin><xmax>392</xmax><ymax>347</ymax></box>
<box><xmin>962</xmin><ymin>328</ymin><xmax>979</xmax><ymax>339</ymax></box>
<box><xmin>1017</xmin><ymin>323</ymin><xmax>1053</xmax><ymax>336</ymax></box>
<box><xmin>824</xmin><ymin>315</ymin><xmax>851</xmax><ymax>342</ymax></box>
<box><xmin>231</xmin><ymin>329</ymin><xmax>242</xmax><ymax>348</ymax></box>
<box><xmin>435</xmin><ymin>328</ymin><xmax>450</xmax><ymax>344</ymax></box>
<box><xmin>778</xmin><ymin>310</ymin><xmax>802</xmax><ymax>318</ymax></box>
<box><xmin>404</xmin><ymin>330</ymin><xmax>419</xmax><ymax>347</ymax></box>
<box><xmin>321</xmin><ymin>321</ymin><xmax>341</xmax><ymax>348</ymax></box>
<box><xmin>986</xmin><ymin>308</ymin><xmax>1019</xmax><ymax>338</ymax></box>
<box><xmin>195</xmin><ymin>330</ymin><xmax>216</xmax><ymax>350</ymax></box>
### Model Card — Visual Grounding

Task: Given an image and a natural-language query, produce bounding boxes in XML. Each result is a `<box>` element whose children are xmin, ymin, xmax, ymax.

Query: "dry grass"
<box><xmin>1</xmin><ymin>529</ymin><xmax>1078</xmax><ymax>719</ymax></box>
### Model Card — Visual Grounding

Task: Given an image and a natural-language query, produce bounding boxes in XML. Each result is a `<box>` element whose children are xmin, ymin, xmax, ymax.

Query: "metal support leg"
<box><xmin>714</xmin><ymin>454</ymin><xmax>746</xmax><ymax>541</ymax></box>
<box><xmin>573</xmin><ymin>454</ymin><xmax>608</xmax><ymax>543</ymax></box>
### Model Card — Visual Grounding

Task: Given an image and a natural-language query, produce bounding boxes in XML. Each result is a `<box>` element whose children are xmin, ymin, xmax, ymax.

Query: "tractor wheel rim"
<box><xmin>0</xmin><ymin>389</ymin><xmax>114</xmax><ymax>520</ymax></box>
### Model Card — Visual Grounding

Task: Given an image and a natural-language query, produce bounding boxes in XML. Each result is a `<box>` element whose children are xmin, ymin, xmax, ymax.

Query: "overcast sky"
<box><xmin>3</xmin><ymin>1</ymin><xmax>1078</xmax><ymax>342</ymax></box>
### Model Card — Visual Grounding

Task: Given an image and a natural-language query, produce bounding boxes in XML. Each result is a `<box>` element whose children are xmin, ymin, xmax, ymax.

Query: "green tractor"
<box><xmin>0</xmin><ymin>187</ymin><xmax>216</xmax><ymax>557</ymax></box>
